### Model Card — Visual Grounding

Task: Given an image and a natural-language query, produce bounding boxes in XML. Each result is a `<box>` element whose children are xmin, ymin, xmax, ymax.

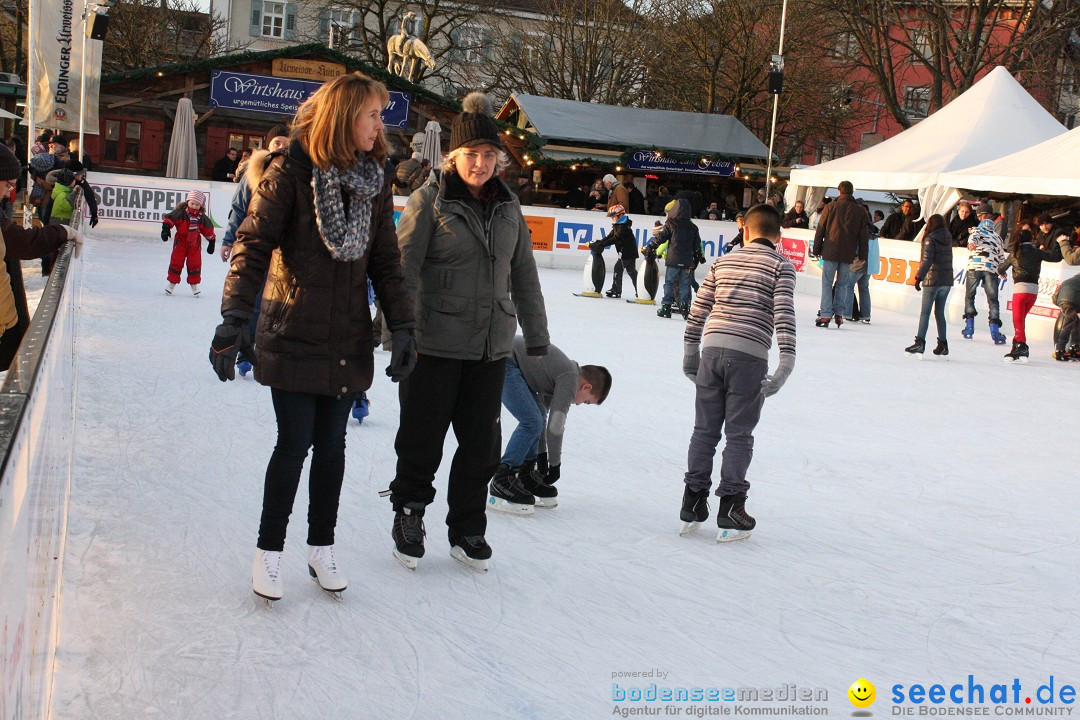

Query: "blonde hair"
<box><xmin>291</xmin><ymin>72</ymin><xmax>389</xmax><ymax>170</ymax></box>
<box><xmin>442</xmin><ymin>146</ymin><xmax>512</xmax><ymax>178</ymax></box>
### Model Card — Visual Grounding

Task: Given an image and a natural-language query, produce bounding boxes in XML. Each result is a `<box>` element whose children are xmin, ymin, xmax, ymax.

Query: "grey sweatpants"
<box><xmin>684</xmin><ymin>347</ymin><xmax>768</xmax><ymax>496</ymax></box>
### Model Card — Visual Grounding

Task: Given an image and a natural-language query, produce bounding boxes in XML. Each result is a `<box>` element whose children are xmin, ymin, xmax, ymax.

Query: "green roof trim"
<box><xmin>100</xmin><ymin>43</ymin><xmax>460</xmax><ymax>110</ymax></box>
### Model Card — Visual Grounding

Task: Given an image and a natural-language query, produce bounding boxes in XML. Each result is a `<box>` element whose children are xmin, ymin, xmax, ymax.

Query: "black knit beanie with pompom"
<box><xmin>450</xmin><ymin>92</ymin><xmax>504</xmax><ymax>151</ymax></box>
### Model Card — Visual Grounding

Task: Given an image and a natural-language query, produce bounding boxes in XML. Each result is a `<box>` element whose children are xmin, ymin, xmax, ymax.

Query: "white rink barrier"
<box><xmin>0</xmin><ymin>240</ymin><xmax>82</xmax><ymax>720</ymax></box>
<box><xmin>83</xmin><ymin>171</ymin><xmax>1076</xmax><ymax>340</ymax></box>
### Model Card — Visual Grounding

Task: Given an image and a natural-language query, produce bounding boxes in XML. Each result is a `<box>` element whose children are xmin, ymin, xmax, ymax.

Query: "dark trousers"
<box><xmin>257</xmin><ymin>388</ymin><xmax>354</xmax><ymax>551</ymax></box>
<box><xmin>390</xmin><ymin>354</ymin><xmax>506</xmax><ymax>540</ymax></box>
<box><xmin>611</xmin><ymin>256</ymin><xmax>639</xmax><ymax>295</ymax></box>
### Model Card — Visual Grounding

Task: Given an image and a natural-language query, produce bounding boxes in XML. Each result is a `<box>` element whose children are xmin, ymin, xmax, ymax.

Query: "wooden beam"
<box><xmin>106</xmin><ymin>83</ymin><xmax>210</xmax><ymax>110</ymax></box>
<box><xmin>194</xmin><ymin>108</ymin><xmax>215</xmax><ymax>127</ymax></box>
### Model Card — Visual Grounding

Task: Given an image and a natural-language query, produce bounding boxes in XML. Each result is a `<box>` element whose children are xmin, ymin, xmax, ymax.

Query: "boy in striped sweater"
<box><xmin>679</xmin><ymin>203</ymin><xmax>797</xmax><ymax>542</ymax></box>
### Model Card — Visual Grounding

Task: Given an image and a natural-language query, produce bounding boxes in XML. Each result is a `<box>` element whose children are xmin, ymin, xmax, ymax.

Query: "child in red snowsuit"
<box><xmin>162</xmin><ymin>190</ymin><xmax>215</xmax><ymax>296</ymax></box>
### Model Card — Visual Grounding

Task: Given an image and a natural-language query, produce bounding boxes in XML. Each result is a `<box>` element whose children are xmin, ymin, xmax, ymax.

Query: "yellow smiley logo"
<box><xmin>848</xmin><ymin>679</ymin><xmax>876</xmax><ymax>708</ymax></box>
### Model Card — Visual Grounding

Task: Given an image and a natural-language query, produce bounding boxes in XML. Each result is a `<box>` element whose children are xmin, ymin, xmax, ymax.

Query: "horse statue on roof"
<box><xmin>386</xmin><ymin>10</ymin><xmax>436</xmax><ymax>83</ymax></box>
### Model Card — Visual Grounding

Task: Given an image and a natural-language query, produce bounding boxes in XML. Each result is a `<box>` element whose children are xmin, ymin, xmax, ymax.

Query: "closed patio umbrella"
<box><xmin>165</xmin><ymin>98</ymin><xmax>198</xmax><ymax>179</ymax></box>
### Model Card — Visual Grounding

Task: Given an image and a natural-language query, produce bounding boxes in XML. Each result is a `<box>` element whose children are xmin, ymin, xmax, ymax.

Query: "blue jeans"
<box><xmin>500</xmin><ymin>358</ymin><xmax>546</xmax><ymax>467</ymax></box>
<box><xmin>819</xmin><ymin>260</ymin><xmax>853</xmax><ymax>319</ymax></box>
<box><xmin>963</xmin><ymin>270</ymin><xmax>1001</xmax><ymax>324</ymax></box>
<box><xmin>916</xmin><ymin>286</ymin><xmax>951</xmax><ymax>341</ymax></box>
<box><xmin>662</xmin><ymin>265</ymin><xmax>693</xmax><ymax>307</ymax></box>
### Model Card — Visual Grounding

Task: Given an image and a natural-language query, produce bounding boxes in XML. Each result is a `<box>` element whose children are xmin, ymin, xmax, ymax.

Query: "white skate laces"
<box><xmin>252</xmin><ymin>549</ymin><xmax>283</xmax><ymax>601</ymax></box>
<box><xmin>307</xmin><ymin>544</ymin><xmax>347</xmax><ymax>593</ymax></box>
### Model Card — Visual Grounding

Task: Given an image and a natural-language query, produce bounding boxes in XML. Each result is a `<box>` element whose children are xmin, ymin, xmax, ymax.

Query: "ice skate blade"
<box><xmin>716</xmin><ymin>528</ymin><xmax>752</xmax><ymax>543</ymax></box>
<box><xmin>450</xmin><ymin>547</ymin><xmax>489</xmax><ymax>572</ymax></box>
<box><xmin>487</xmin><ymin>496</ymin><xmax>535</xmax><ymax>515</ymax></box>
<box><xmin>679</xmin><ymin>521</ymin><xmax>701</xmax><ymax>537</ymax></box>
<box><xmin>534</xmin><ymin>497</ymin><xmax>558</xmax><ymax>509</ymax></box>
<box><xmin>905</xmin><ymin>352</ymin><xmax>924</xmax><ymax>360</ymax></box>
<box><xmin>1003</xmin><ymin>356</ymin><xmax>1029</xmax><ymax>364</ymax></box>
<box><xmin>393</xmin><ymin>549</ymin><xmax>419</xmax><ymax>571</ymax></box>
<box><xmin>253</xmin><ymin>590</ymin><xmax>280</xmax><ymax>610</ymax></box>
<box><xmin>308</xmin><ymin>565</ymin><xmax>346</xmax><ymax>594</ymax></box>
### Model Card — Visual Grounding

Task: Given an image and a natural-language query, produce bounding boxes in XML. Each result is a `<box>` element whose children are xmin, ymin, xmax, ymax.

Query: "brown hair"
<box><xmin>291</xmin><ymin>72</ymin><xmax>389</xmax><ymax>170</ymax></box>
<box><xmin>580</xmin><ymin>365</ymin><xmax>612</xmax><ymax>404</ymax></box>
<box><xmin>925</xmin><ymin>214</ymin><xmax>946</xmax><ymax>233</ymax></box>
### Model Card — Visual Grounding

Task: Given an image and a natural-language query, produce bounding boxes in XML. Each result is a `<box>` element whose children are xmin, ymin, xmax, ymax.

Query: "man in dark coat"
<box><xmin>212</xmin><ymin>148</ymin><xmax>240</xmax><ymax>182</ymax></box>
<box><xmin>811</xmin><ymin>180</ymin><xmax>869</xmax><ymax>327</ymax></box>
<box><xmin>880</xmin><ymin>199</ymin><xmax>923</xmax><ymax>241</ymax></box>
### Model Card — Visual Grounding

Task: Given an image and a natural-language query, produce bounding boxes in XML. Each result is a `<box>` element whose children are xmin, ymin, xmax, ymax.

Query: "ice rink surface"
<box><xmin>52</xmin><ymin>234</ymin><xmax>1080</xmax><ymax>719</ymax></box>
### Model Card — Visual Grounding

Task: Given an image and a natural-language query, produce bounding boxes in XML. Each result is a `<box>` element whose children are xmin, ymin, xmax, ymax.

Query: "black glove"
<box><xmin>89</xmin><ymin>215</ymin><xmax>99</xmax><ymax>228</ymax></box>
<box><xmin>386</xmin><ymin>327</ymin><xmax>417</xmax><ymax>382</ymax></box>
<box><xmin>535</xmin><ymin>452</ymin><xmax>549</xmax><ymax>477</ymax></box>
<box><xmin>161</xmin><ymin>224</ymin><xmax>170</xmax><ymax>242</ymax></box>
<box><xmin>589</xmin><ymin>240</ymin><xmax>603</xmax><ymax>253</ymax></box>
<box><xmin>206</xmin><ymin>239</ymin><xmax>216</xmax><ymax>255</ymax></box>
<box><xmin>914</xmin><ymin>278</ymin><xmax>922</xmax><ymax>292</ymax></box>
<box><xmin>526</xmin><ymin>345</ymin><xmax>548</xmax><ymax>357</ymax></box>
<box><xmin>209</xmin><ymin>315</ymin><xmax>255</xmax><ymax>382</ymax></box>
<box><xmin>546</xmin><ymin>464</ymin><xmax>560</xmax><ymax>485</ymax></box>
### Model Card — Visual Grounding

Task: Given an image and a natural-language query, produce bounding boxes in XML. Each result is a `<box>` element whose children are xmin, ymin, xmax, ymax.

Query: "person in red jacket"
<box><xmin>161</xmin><ymin>190</ymin><xmax>215</xmax><ymax>296</ymax></box>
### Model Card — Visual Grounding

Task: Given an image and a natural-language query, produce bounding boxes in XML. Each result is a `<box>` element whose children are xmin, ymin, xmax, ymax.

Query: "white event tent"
<box><xmin>786</xmin><ymin>66</ymin><xmax>1066</xmax><ymax>219</ymax></box>
<box><xmin>936</xmin><ymin>125</ymin><xmax>1080</xmax><ymax>199</ymax></box>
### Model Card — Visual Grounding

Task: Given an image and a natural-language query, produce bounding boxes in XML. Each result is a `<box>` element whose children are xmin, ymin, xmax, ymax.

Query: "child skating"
<box><xmin>161</xmin><ymin>190</ymin><xmax>216</xmax><ymax>296</ymax></box>
<box><xmin>489</xmin><ymin>336</ymin><xmax>611</xmax><ymax>514</ymax></box>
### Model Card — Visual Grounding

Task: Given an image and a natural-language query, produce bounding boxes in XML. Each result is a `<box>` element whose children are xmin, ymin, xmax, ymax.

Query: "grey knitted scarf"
<box><xmin>311</xmin><ymin>157</ymin><xmax>384</xmax><ymax>262</ymax></box>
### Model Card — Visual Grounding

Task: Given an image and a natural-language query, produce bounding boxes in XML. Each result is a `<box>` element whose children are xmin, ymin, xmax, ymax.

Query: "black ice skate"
<box><xmin>449</xmin><ymin>534</ymin><xmax>492</xmax><ymax>572</ymax></box>
<box><xmin>814</xmin><ymin>316</ymin><xmax>830</xmax><ymax>328</ymax></box>
<box><xmin>657</xmin><ymin>304</ymin><xmax>672</xmax><ymax>318</ymax></box>
<box><xmin>518</xmin><ymin>459</ymin><xmax>558</xmax><ymax>508</ymax></box>
<box><xmin>904</xmin><ymin>337</ymin><xmax>926</xmax><ymax>358</ymax></box>
<box><xmin>488</xmin><ymin>463</ymin><xmax>536</xmax><ymax>515</ymax></box>
<box><xmin>679</xmin><ymin>486</ymin><xmax>710</xmax><ymax>536</ymax></box>
<box><xmin>932</xmin><ymin>339</ymin><xmax>949</xmax><ymax>357</ymax></box>
<box><xmin>1004</xmin><ymin>340</ymin><xmax>1029</xmax><ymax>364</ymax></box>
<box><xmin>392</xmin><ymin>502</ymin><xmax>427</xmax><ymax>570</ymax></box>
<box><xmin>716</xmin><ymin>493</ymin><xmax>755</xmax><ymax>543</ymax></box>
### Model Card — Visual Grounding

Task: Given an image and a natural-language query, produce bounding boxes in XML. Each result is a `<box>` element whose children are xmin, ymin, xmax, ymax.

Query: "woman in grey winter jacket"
<box><xmin>906</xmin><ymin>214</ymin><xmax>954</xmax><ymax>357</ymax></box>
<box><xmin>387</xmin><ymin>92</ymin><xmax>550</xmax><ymax>572</ymax></box>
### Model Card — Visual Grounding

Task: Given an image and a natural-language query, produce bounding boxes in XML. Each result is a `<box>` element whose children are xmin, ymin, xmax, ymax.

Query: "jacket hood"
<box><xmin>244</xmin><ymin>149</ymin><xmax>275</xmax><ymax>193</ymax></box>
<box><xmin>668</xmin><ymin>198</ymin><xmax>692</xmax><ymax>221</ymax></box>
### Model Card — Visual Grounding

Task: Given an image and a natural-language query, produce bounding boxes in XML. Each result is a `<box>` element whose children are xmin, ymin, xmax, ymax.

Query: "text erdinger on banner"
<box><xmin>31</xmin><ymin>0</ymin><xmax>102</xmax><ymax>134</ymax></box>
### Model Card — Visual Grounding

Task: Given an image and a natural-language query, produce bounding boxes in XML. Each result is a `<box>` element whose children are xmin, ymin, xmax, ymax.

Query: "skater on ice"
<box><xmin>904</xmin><ymin>214</ymin><xmax>954</xmax><ymax>358</ymax></box>
<box><xmin>161</xmin><ymin>190</ymin><xmax>216</xmax><ymax>297</ymax></box>
<box><xmin>998</xmin><ymin>213</ymin><xmax>1062</xmax><ymax>363</ymax></box>
<box><xmin>810</xmin><ymin>180</ymin><xmax>869</xmax><ymax>328</ymax></box>
<box><xmin>643</xmin><ymin>198</ymin><xmax>701</xmax><ymax>319</ymax></box>
<box><xmin>589</xmin><ymin>204</ymin><xmax>638</xmax><ymax>299</ymax></box>
<box><xmin>208</xmin><ymin>72</ymin><xmax>417</xmax><ymax>606</ymax></box>
<box><xmin>489</xmin><ymin>336</ymin><xmax>610</xmax><ymax>514</ymax></box>
<box><xmin>961</xmin><ymin>203</ymin><xmax>1008</xmax><ymax>343</ymax></box>
<box><xmin>680</xmin><ymin>203</ymin><xmax>796</xmax><ymax>542</ymax></box>
<box><xmin>387</xmin><ymin>91</ymin><xmax>549</xmax><ymax>573</ymax></box>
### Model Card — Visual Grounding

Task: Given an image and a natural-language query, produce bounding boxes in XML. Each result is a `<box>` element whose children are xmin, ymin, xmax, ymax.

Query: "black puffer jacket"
<box><xmin>594</xmin><ymin>218</ymin><xmax>638</xmax><ymax>260</ymax></box>
<box><xmin>646</xmin><ymin>199</ymin><xmax>699</xmax><ymax>267</ymax></box>
<box><xmin>999</xmin><ymin>241</ymin><xmax>1059</xmax><ymax>285</ymax></box>
<box><xmin>1054</xmin><ymin>274</ymin><xmax>1080</xmax><ymax>307</ymax></box>
<box><xmin>223</xmin><ymin>140</ymin><xmax>414</xmax><ymax>396</ymax></box>
<box><xmin>915</xmin><ymin>227</ymin><xmax>954</xmax><ymax>287</ymax></box>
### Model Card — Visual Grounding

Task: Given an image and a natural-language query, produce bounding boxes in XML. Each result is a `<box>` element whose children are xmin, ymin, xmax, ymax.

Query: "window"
<box><xmin>229</xmin><ymin>132</ymin><xmax>266</xmax><ymax>152</ymax></box>
<box><xmin>834</xmin><ymin>32</ymin><xmax>859</xmax><ymax>60</ymax></box>
<box><xmin>261</xmin><ymin>1</ymin><xmax>285</xmax><ymax>38</ymax></box>
<box><xmin>452</xmin><ymin>25</ymin><xmax>490</xmax><ymax>64</ymax></box>
<box><xmin>910</xmin><ymin>29</ymin><xmax>933</xmax><ymax>63</ymax></box>
<box><xmin>329</xmin><ymin>7</ymin><xmax>362</xmax><ymax>47</ymax></box>
<box><xmin>903</xmin><ymin>85</ymin><xmax>931</xmax><ymax>118</ymax></box>
<box><xmin>104</xmin><ymin>119</ymin><xmax>142</xmax><ymax>165</ymax></box>
<box><xmin>817</xmin><ymin>142</ymin><xmax>846</xmax><ymax>163</ymax></box>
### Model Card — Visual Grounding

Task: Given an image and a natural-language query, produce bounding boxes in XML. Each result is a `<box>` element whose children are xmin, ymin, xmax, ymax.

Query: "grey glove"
<box><xmin>683</xmin><ymin>346</ymin><xmax>700</xmax><ymax>383</ymax></box>
<box><xmin>761</xmin><ymin>355</ymin><xmax>794</xmax><ymax>398</ymax></box>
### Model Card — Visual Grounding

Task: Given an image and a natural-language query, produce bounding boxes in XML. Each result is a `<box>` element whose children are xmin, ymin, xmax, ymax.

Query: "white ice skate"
<box><xmin>307</xmin><ymin>544</ymin><xmax>346</xmax><ymax>600</ymax></box>
<box><xmin>679</xmin><ymin>521</ymin><xmax>702</xmax><ymax>537</ymax></box>
<box><xmin>252</xmin><ymin>549</ymin><xmax>283</xmax><ymax>608</ymax></box>
<box><xmin>165</xmin><ymin>282</ymin><xmax>176</xmax><ymax>295</ymax></box>
<box><xmin>190</xmin><ymin>283</ymin><xmax>201</xmax><ymax>297</ymax></box>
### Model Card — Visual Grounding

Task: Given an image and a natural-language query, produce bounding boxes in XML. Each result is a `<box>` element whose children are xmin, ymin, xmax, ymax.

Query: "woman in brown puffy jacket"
<box><xmin>209</xmin><ymin>73</ymin><xmax>415</xmax><ymax>606</ymax></box>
